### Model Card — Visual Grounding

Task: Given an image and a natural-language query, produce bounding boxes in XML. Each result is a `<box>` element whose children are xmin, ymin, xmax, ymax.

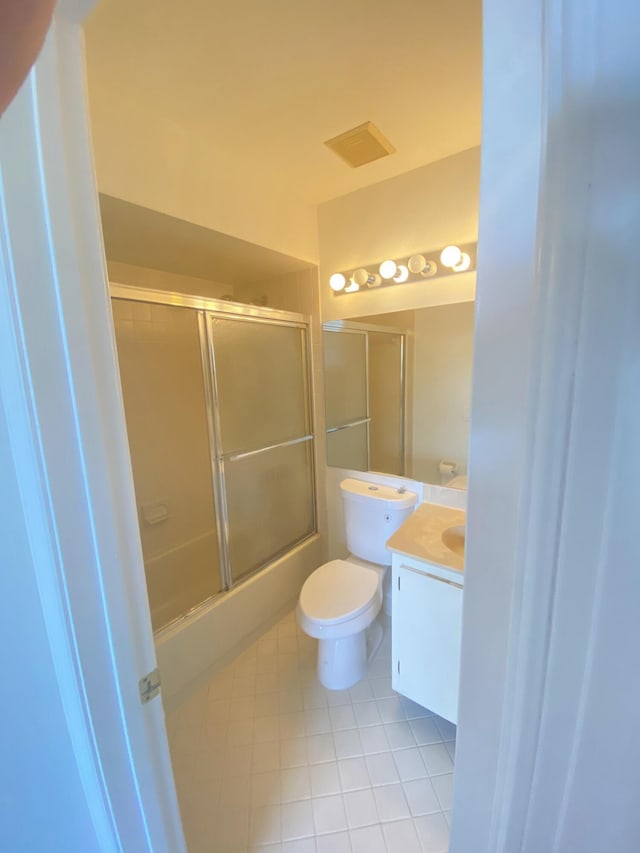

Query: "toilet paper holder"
<box><xmin>438</xmin><ymin>460</ymin><xmax>458</xmax><ymax>483</ymax></box>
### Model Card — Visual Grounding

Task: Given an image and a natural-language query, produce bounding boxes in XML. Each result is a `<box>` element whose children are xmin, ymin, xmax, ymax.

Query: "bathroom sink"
<box><xmin>442</xmin><ymin>525</ymin><xmax>465</xmax><ymax>557</ymax></box>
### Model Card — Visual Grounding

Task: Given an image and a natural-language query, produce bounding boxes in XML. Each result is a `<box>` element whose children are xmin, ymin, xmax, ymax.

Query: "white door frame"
<box><xmin>452</xmin><ymin>1</ymin><xmax>640</xmax><ymax>851</ymax></box>
<box><xmin>0</xmin><ymin>4</ymin><xmax>184</xmax><ymax>850</ymax></box>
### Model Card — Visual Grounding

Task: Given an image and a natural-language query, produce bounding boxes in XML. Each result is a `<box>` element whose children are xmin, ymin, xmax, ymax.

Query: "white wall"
<box><xmin>318</xmin><ymin>147</ymin><xmax>480</xmax><ymax>321</ymax></box>
<box><xmin>107</xmin><ymin>260</ymin><xmax>233</xmax><ymax>300</ymax></box>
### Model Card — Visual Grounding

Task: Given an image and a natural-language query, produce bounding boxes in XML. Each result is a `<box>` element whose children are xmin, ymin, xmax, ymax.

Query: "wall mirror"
<box><xmin>323</xmin><ymin>301</ymin><xmax>475</xmax><ymax>485</ymax></box>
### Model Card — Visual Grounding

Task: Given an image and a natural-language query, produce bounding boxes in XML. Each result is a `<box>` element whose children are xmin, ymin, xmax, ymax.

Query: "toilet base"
<box><xmin>317</xmin><ymin>620</ymin><xmax>384</xmax><ymax>690</ymax></box>
<box><xmin>317</xmin><ymin>632</ymin><xmax>366</xmax><ymax>690</ymax></box>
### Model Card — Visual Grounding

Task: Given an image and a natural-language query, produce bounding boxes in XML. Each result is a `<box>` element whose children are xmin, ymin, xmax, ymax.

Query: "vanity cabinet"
<box><xmin>391</xmin><ymin>552</ymin><xmax>463</xmax><ymax>724</ymax></box>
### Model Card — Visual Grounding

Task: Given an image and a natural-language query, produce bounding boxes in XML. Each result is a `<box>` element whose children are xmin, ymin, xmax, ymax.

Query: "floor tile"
<box><xmin>252</xmin><ymin>770</ymin><xmax>282</xmax><ymax>807</ymax></box>
<box><xmin>254</xmin><ymin>716</ymin><xmax>280</xmax><ymax>743</ymax></box>
<box><xmin>309</xmin><ymin>762</ymin><xmax>341</xmax><ymax>798</ymax></box>
<box><xmin>333</xmin><ymin>728</ymin><xmax>363</xmax><ymax>759</ymax></box>
<box><xmin>329</xmin><ymin>704</ymin><xmax>357</xmax><ymax>731</ymax></box>
<box><xmin>360</xmin><ymin>724</ymin><xmax>390</xmax><ymax>755</ymax></box>
<box><xmin>353</xmin><ymin>701</ymin><xmax>382</xmax><ymax>728</ymax></box>
<box><xmin>433</xmin><ymin>716</ymin><xmax>457</xmax><ymax>741</ymax></box>
<box><xmin>167</xmin><ymin>608</ymin><xmax>454</xmax><ymax>853</ymax></box>
<box><xmin>409</xmin><ymin>717</ymin><xmax>443</xmax><ymax>745</ymax></box>
<box><xmin>337</xmin><ymin>756</ymin><xmax>370</xmax><ymax>792</ymax></box>
<box><xmin>349</xmin><ymin>680</ymin><xmax>375</xmax><ymax>703</ymax></box>
<box><xmin>311</xmin><ymin>794</ymin><xmax>348</xmax><ymax>835</ymax></box>
<box><xmin>366</xmin><ymin>751</ymin><xmax>400</xmax><ymax>786</ymax></box>
<box><xmin>280</xmin><ymin>737</ymin><xmax>308</xmax><ymax>769</ymax></box>
<box><xmin>382</xmin><ymin>817</ymin><xmax>422</xmax><ymax>853</ymax></box>
<box><xmin>280</xmin><ymin>711</ymin><xmax>307</xmax><ymax>740</ymax></box>
<box><xmin>280</xmin><ymin>766</ymin><xmax>311</xmax><ymax>803</ymax></box>
<box><xmin>394</xmin><ymin>746</ymin><xmax>428</xmax><ymax>781</ymax></box>
<box><xmin>326</xmin><ymin>688</ymin><xmax>352</xmax><ymax>707</ymax></box>
<box><xmin>377</xmin><ymin>696</ymin><xmax>407</xmax><ymax>723</ymax></box>
<box><xmin>403</xmin><ymin>778</ymin><xmax>440</xmax><ymax>816</ymax></box>
<box><xmin>282</xmin><ymin>839</ymin><xmax>316</xmax><ymax>853</ymax></box>
<box><xmin>250</xmin><ymin>804</ymin><xmax>282</xmax><ymax>845</ymax></box>
<box><xmin>281</xmin><ymin>800</ymin><xmax>314</xmax><ymax>840</ymax></box>
<box><xmin>384</xmin><ymin>720</ymin><xmax>416</xmax><ymax>749</ymax></box>
<box><xmin>414</xmin><ymin>812</ymin><xmax>450</xmax><ymax>852</ymax></box>
<box><xmin>420</xmin><ymin>743</ymin><xmax>454</xmax><ymax>777</ymax></box>
<box><xmin>307</xmin><ymin>733</ymin><xmax>336</xmax><ymax>764</ymax></box>
<box><xmin>316</xmin><ymin>830</ymin><xmax>351</xmax><ymax>853</ymax></box>
<box><xmin>253</xmin><ymin>740</ymin><xmax>281</xmax><ymax>773</ymax></box>
<box><xmin>350</xmin><ymin>823</ymin><xmax>387</xmax><ymax>853</ymax></box>
<box><xmin>373</xmin><ymin>782</ymin><xmax>411</xmax><ymax>822</ymax></box>
<box><xmin>304</xmin><ymin>708</ymin><xmax>331</xmax><ymax>735</ymax></box>
<box><xmin>431</xmin><ymin>772</ymin><xmax>455</xmax><ymax>811</ymax></box>
<box><xmin>343</xmin><ymin>787</ymin><xmax>378</xmax><ymax>829</ymax></box>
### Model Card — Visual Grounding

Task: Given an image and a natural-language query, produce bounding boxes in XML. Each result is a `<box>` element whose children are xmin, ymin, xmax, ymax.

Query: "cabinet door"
<box><xmin>392</xmin><ymin>561</ymin><xmax>463</xmax><ymax>724</ymax></box>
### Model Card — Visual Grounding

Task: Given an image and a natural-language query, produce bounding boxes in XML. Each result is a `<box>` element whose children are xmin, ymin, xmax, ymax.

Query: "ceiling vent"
<box><xmin>324</xmin><ymin>121</ymin><xmax>396</xmax><ymax>168</ymax></box>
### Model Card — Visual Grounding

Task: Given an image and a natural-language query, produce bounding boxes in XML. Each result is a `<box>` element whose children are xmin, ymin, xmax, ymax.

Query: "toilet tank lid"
<box><xmin>340</xmin><ymin>478</ymin><xmax>417</xmax><ymax>509</ymax></box>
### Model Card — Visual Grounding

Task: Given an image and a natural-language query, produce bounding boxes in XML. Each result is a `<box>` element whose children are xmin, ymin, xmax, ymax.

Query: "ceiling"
<box><xmin>84</xmin><ymin>0</ymin><xmax>482</xmax><ymax>209</ymax></box>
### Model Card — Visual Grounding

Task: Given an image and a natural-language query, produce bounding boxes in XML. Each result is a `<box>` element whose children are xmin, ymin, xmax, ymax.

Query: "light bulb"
<box><xmin>329</xmin><ymin>273</ymin><xmax>346</xmax><ymax>292</ymax></box>
<box><xmin>408</xmin><ymin>254</ymin><xmax>427</xmax><ymax>274</ymax></box>
<box><xmin>440</xmin><ymin>245</ymin><xmax>462</xmax><ymax>268</ymax></box>
<box><xmin>452</xmin><ymin>252</ymin><xmax>471</xmax><ymax>272</ymax></box>
<box><xmin>344</xmin><ymin>279</ymin><xmax>360</xmax><ymax>293</ymax></box>
<box><xmin>353</xmin><ymin>268</ymin><xmax>381</xmax><ymax>287</ymax></box>
<box><xmin>408</xmin><ymin>254</ymin><xmax>438</xmax><ymax>277</ymax></box>
<box><xmin>379</xmin><ymin>259</ymin><xmax>398</xmax><ymax>280</ymax></box>
<box><xmin>393</xmin><ymin>264</ymin><xmax>409</xmax><ymax>283</ymax></box>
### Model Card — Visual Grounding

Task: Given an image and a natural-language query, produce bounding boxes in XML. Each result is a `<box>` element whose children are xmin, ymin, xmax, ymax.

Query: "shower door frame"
<box><xmin>110</xmin><ymin>283</ymin><xmax>318</xmax><ymax>621</ymax></box>
<box><xmin>322</xmin><ymin>319</ymin><xmax>407</xmax><ymax>475</ymax></box>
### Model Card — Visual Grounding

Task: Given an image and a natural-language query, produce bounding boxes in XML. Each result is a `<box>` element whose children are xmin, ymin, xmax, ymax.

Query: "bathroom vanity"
<box><xmin>386</xmin><ymin>502</ymin><xmax>465</xmax><ymax>724</ymax></box>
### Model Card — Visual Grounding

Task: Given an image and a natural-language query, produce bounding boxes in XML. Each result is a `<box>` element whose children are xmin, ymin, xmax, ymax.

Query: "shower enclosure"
<box><xmin>323</xmin><ymin>322</ymin><xmax>406</xmax><ymax>475</ymax></box>
<box><xmin>111</xmin><ymin>286</ymin><xmax>317</xmax><ymax>633</ymax></box>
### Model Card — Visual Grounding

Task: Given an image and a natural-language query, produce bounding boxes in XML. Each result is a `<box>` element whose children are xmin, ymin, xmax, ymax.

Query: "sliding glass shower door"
<box><xmin>112</xmin><ymin>299</ymin><xmax>222</xmax><ymax>631</ymax></box>
<box><xmin>112</xmin><ymin>291</ymin><xmax>316</xmax><ymax>632</ymax></box>
<box><xmin>206</xmin><ymin>316</ymin><xmax>315</xmax><ymax>583</ymax></box>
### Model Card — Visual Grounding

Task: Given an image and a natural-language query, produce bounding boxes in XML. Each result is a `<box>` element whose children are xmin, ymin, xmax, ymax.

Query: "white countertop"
<box><xmin>386</xmin><ymin>502</ymin><xmax>465</xmax><ymax>573</ymax></box>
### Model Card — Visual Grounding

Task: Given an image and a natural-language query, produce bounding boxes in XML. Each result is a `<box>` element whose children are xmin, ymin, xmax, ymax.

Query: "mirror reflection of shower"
<box><xmin>322</xmin><ymin>302</ymin><xmax>475</xmax><ymax>484</ymax></box>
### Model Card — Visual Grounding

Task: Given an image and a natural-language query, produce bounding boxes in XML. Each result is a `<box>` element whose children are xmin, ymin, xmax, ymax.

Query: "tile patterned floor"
<box><xmin>166</xmin><ymin>608</ymin><xmax>455</xmax><ymax>853</ymax></box>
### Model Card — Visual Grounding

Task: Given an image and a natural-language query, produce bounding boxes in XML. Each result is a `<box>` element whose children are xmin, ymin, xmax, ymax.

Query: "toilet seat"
<box><xmin>299</xmin><ymin>559</ymin><xmax>380</xmax><ymax>626</ymax></box>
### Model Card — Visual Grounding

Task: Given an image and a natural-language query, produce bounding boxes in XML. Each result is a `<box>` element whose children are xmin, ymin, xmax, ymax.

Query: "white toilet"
<box><xmin>297</xmin><ymin>478</ymin><xmax>417</xmax><ymax>690</ymax></box>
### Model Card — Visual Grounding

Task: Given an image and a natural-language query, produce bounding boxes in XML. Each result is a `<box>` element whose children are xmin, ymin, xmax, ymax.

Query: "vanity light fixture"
<box><xmin>328</xmin><ymin>241</ymin><xmax>476</xmax><ymax>296</ymax></box>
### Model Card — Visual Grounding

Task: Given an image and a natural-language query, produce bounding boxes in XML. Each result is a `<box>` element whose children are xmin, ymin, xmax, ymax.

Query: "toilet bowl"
<box><xmin>297</xmin><ymin>478</ymin><xmax>417</xmax><ymax>690</ymax></box>
<box><xmin>297</xmin><ymin>558</ymin><xmax>385</xmax><ymax>690</ymax></box>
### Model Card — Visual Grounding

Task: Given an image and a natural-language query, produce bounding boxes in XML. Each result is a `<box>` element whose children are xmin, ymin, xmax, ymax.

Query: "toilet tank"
<box><xmin>340</xmin><ymin>478</ymin><xmax>418</xmax><ymax>566</ymax></box>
